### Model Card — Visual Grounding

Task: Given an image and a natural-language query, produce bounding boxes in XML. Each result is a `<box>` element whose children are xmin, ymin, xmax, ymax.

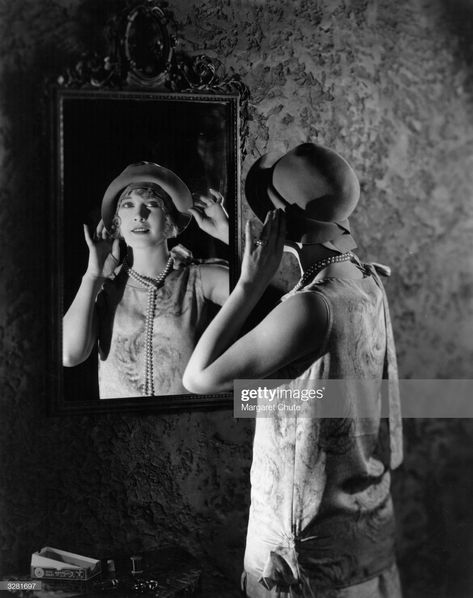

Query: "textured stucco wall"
<box><xmin>1</xmin><ymin>1</ymin><xmax>473</xmax><ymax>597</ymax></box>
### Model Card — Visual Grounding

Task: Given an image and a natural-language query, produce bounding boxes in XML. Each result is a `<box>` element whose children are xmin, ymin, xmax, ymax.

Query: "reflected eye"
<box><xmin>117</xmin><ymin>198</ymin><xmax>165</xmax><ymax>211</ymax></box>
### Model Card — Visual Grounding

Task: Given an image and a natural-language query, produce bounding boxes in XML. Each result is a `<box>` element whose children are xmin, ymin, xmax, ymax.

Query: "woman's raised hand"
<box><xmin>189</xmin><ymin>189</ymin><xmax>229</xmax><ymax>244</ymax></box>
<box><xmin>83</xmin><ymin>220</ymin><xmax>120</xmax><ymax>280</ymax></box>
<box><xmin>240</xmin><ymin>209</ymin><xmax>286</xmax><ymax>289</ymax></box>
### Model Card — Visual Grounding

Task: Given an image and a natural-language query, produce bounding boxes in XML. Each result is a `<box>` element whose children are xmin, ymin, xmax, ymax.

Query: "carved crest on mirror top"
<box><xmin>55</xmin><ymin>0</ymin><xmax>249</xmax><ymax>153</ymax></box>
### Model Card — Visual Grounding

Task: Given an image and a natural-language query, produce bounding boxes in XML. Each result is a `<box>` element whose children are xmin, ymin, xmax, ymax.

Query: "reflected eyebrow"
<box><xmin>118</xmin><ymin>198</ymin><xmax>164</xmax><ymax>208</ymax></box>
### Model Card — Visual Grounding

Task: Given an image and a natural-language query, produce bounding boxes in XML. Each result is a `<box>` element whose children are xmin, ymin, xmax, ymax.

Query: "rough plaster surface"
<box><xmin>1</xmin><ymin>1</ymin><xmax>473</xmax><ymax>597</ymax></box>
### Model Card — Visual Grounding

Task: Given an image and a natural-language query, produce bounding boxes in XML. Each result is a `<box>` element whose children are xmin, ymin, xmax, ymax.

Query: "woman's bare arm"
<box><xmin>183</xmin><ymin>210</ymin><xmax>329</xmax><ymax>393</ymax></box>
<box><xmin>183</xmin><ymin>291</ymin><xmax>328</xmax><ymax>393</ymax></box>
<box><xmin>62</xmin><ymin>223</ymin><xmax>120</xmax><ymax>366</ymax></box>
<box><xmin>62</xmin><ymin>274</ymin><xmax>103</xmax><ymax>366</ymax></box>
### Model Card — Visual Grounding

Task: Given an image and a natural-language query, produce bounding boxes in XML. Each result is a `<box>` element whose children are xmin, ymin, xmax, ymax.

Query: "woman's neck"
<box><xmin>299</xmin><ymin>245</ymin><xmax>336</xmax><ymax>273</ymax></box>
<box><xmin>126</xmin><ymin>244</ymin><xmax>171</xmax><ymax>277</ymax></box>
<box><xmin>285</xmin><ymin>242</ymin><xmax>336</xmax><ymax>275</ymax></box>
<box><xmin>285</xmin><ymin>242</ymin><xmax>361</xmax><ymax>280</ymax></box>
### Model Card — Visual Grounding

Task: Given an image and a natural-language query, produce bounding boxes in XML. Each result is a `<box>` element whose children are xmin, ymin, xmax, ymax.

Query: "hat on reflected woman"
<box><xmin>245</xmin><ymin>143</ymin><xmax>360</xmax><ymax>251</ymax></box>
<box><xmin>102</xmin><ymin>162</ymin><xmax>193</xmax><ymax>233</ymax></box>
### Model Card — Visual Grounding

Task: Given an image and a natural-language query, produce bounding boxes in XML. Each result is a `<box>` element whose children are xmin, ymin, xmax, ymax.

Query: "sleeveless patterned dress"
<box><xmin>242</xmin><ymin>263</ymin><xmax>403</xmax><ymax>598</ymax></box>
<box><xmin>96</xmin><ymin>264</ymin><xmax>212</xmax><ymax>398</ymax></box>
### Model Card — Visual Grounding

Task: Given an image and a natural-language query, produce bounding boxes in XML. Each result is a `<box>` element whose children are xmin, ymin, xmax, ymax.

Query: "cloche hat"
<box><xmin>102</xmin><ymin>162</ymin><xmax>193</xmax><ymax>233</ymax></box>
<box><xmin>245</xmin><ymin>143</ymin><xmax>360</xmax><ymax>250</ymax></box>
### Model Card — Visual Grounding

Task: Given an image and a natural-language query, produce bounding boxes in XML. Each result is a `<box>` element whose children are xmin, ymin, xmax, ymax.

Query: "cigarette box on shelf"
<box><xmin>30</xmin><ymin>547</ymin><xmax>101</xmax><ymax>581</ymax></box>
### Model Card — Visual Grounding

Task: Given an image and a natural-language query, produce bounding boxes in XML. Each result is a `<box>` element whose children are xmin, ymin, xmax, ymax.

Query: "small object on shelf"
<box><xmin>106</xmin><ymin>559</ymin><xmax>116</xmax><ymax>577</ymax></box>
<box><xmin>30</xmin><ymin>547</ymin><xmax>101</xmax><ymax>581</ymax></box>
<box><xmin>99</xmin><ymin>548</ymin><xmax>202</xmax><ymax>596</ymax></box>
<box><xmin>14</xmin><ymin>547</ymin><xmax>202</xmax><ymax>596</ymax></box>
<box><xmin>130</xmin><ymin>555</ymin><xmax>144</xmax><ymax>576</ymax></box>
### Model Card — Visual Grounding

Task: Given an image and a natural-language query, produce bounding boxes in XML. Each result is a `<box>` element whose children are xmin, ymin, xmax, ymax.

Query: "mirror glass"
<box><xmin>51</xmin><ymin>89</ymin><xmax>239</xmax><ymax>413</ymax></box>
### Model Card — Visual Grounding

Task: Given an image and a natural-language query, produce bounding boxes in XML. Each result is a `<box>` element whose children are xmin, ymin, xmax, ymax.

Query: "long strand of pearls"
<box><xmin>123</xmin><ymin>257</ymin><xmax>174</xmax><ymax>396</ymax></box>
<box><xmin>293</xmin><ymin>252</ymin><xmax>355</xmax><ymax>292</ymax></box>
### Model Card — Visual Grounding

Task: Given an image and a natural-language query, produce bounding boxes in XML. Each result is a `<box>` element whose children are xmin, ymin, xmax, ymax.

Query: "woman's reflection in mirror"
<box><xmin>184</xmin><ymin>144</ymin><xmax>403</xmax><ymax>598</ymax></box>
<box><xmin>62</xmin><ymin>161</ymin><xmax>229</xmax><ymax>398</ymax></box>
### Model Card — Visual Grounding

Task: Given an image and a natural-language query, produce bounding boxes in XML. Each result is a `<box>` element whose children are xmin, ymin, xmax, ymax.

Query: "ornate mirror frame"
<box><xmin>48</xmin><ymin>0</ymin><xmax>249</xmax><ymax>414</ymax></box>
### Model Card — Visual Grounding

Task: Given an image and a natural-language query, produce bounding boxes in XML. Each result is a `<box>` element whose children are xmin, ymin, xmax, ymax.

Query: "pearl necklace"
<box><xmin>123</xmin><ymin>257</ymin><xmax>174</xmax><ymax>396</ymax></box>
<box><xmin>293</xmin><ymin>251</ymin><xmax>355</xmax><ymax>292</ymax></box>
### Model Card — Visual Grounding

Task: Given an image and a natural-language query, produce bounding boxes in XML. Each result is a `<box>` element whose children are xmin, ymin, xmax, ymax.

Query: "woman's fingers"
<box><xmin>258</xmin><ymin>211</ymin><xmax>271</xmax><ymax>244</ymax></box>
<box><xmin>84</xmin><ymin>220</ymin><xmax>118</xmax><ymax>252</ymax></box>
<box><xmin>188</xmin><ymin>207</ymin><xmax>205</xmax><ymax>226</ymax></box>
<box><xmin>244</xmin><ymin>220</ymin><xmax>254</xmax><ymax>254</ymax></box>
<box><xmin>239</xmin><ymin>213</ymin><xmax>285</xmax><ymax>287</ymax></box>
<box><xmin>193</xmin><ymin>194</ymin><xmax>213</xmax><ymax>208</ymax></box>
<box><xmin>111</xmin><ymin>238</ymin><xmax>120</xmax><ymax>262</ymax></box>
<box><xmin>97</xmin><ymin>219</ymin><xmax>112</xmax><ymax>241</ymax></box>
<box><xmin>83</xmin><ymin>224</ymin><xmax>93</xmax><ymax>247</ymax></box>
<box><xmin>194</xmin><ymin>190</ymin><xmax>224</xmax><ymax>209</ymax></box>
<box><xmin>244</xmin><ymin>211</ymin><xmax>285</xmax><ymax>256</ymax></box>
<box><xmin>244</xmin><ymin>219</ymin><xmax>252</xmax><ymax>243</ymax></box>
<box><xmin>259</xmin><ymin>209</ymin><xmax>279</xmax><ymax>245</ymax></box>
<box><xmin>208</xmin><ymin>188</ymin><xmax>224</xmax><ymax>204</ymax></box>
<box><xmin>256</xmin><ymin>210</ymin><xmax>285</xmax><ymax>258</ymax></box>
<box><xmin>95</xmin><ymin>219</ymin><xmax>103</xmax><ymax>237</ymax></box>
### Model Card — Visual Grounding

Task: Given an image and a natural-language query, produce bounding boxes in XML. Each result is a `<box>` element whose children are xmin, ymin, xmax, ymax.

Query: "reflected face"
<box><xmin>116</xmin><ymin>187</ymin><xmax>175</xmax><ymax>247</ymax></box>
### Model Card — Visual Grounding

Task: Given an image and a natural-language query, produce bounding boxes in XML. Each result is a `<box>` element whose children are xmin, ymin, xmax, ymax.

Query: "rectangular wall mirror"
<box><xmin>49</xmin><ymin>88</ymin><xmax>240</xmax><ymax>414</ymax></box>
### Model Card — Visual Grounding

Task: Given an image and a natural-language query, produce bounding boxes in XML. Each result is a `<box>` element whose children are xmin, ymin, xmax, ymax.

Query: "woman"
<box><xmin>184</xmin><ymin>144</ymin><xmax>403</xmax><ymax>597</ymax></box>
<box><xmin>63</xmin><ymin>161</ymin><xmax>229</xmax><ymax>398</ymax></box>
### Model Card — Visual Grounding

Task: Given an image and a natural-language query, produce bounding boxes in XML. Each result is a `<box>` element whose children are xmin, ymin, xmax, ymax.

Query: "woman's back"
<box><xmin>244</xmin><ymin>268</ymin><xmax>402</xmax><ymax>592</ymax></box>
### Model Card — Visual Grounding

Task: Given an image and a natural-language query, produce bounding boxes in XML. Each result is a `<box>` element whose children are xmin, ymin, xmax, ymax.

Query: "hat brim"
<box><xmin>102</xmin><ymin>163</ymin><xmax>193</xmax><ymax>233</ymax></box>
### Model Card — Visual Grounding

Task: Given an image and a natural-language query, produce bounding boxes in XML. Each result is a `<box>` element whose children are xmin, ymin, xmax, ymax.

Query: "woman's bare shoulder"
<box><xmin>198</xmin><ymin>262</ymin><xmax>229</xmax><ymax>305</ymax></box>
<box><xmin>278</xmin><ymin>290</ymin><xmax>330</xmax><ymax>326</ymax></box>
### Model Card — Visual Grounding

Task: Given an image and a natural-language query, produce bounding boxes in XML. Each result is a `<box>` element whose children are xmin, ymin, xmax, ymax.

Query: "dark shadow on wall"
<box><xmin>440</xmin><ymin>0</ymin><xmax>473</xmax><ymax>91</ymax></box>
<box><xmin>0</xmin><ymin>0</ymin><xmax>123</xmax><ymax>425</ymax></box>
<box><xmin>392</xmin><ymin>419</ymin><xmax>473</xmax><ymax>598</ymax></box>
